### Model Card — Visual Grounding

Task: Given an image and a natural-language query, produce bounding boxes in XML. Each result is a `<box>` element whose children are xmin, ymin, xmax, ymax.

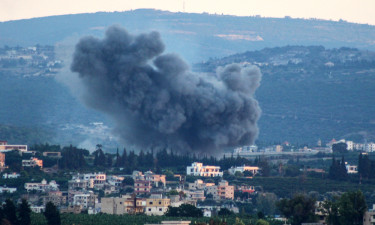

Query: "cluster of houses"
<box><xmin>0</xmin><ymin>162</ymin><xmax>257</xmax><ymax>216</ymax></box>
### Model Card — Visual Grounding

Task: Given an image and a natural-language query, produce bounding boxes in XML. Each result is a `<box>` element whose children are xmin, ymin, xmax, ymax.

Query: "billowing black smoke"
<box><xmin>71</xmin><ymin>25</ymin><xmax>262</xmax><ymax>152</ymax></box>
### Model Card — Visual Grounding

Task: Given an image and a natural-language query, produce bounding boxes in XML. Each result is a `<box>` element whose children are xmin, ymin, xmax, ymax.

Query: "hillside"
<box><xmin>1</xmin><ymin>10</ymin><xmax>375</xmax><ymax>148</ymax></box>
<box><xmin>196</xmin><ymin>46</ymin><xmax>375</xmax><ymax>144</ymax></box>
<box><xmin>1</xmin><ymin>9</ymin><xmax>375</xmax><ymax>63</ymax></box>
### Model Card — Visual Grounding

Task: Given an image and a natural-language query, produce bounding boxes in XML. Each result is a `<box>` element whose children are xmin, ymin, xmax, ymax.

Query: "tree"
<box><xmin>3</xmin><ymin>199</ymin><xmax>18</xmax><ymax>225</ymax></box>
<box><xmin>322</xmin><ymin>198</ymin><xmax>340</xmax><ymax>225</ymax></box>
<box><xmin>18</xmin><ymin>199</ymin><xmax>31</xmax><ymax>225</ymax></box>
<box><xmin>218</xmin><ymin>208</ymin><xmax>234</xmax><ymax>216</ymax></box>
<box><xmin>255</xmin><ymin>219</ymin><xmax>269</xmax><ymax>225</ymax></box>
<box><xmin>329</xmin><ymin>156</ymin><xmax>347</xmax><ymax>180</ymax></box>
<box><xmin>243</xmin><ymin>170</ymin><xmax>254</xmax><ymax>177</ymax></box>
<box><xmin>338</xmin><ymin>190</ymin><xmax>367</xmax><ymax>225</ymax></box>
<box><xmin>44</xmin><ymin>202</ymin><xmax>61</xmax><ymax>225</ymax></box>
<box><xmin>256</xmin><ymin>193</ymin><xmax>277</xmax><ymax>215</ymax></box>
<box><xmin>234</xmin><ymin>171</ymin><xmax>244</xmax><ymax>177</ymax></box>
<box><xmin>332</xmin><ymin>143</ymin><xmax>348</xmax><ymax>153</ymax></box>
<box><xmin>276</xmin><ymin>194</ymin><xmax>317</xmax><ymax>225</ymax></box>
<box><xmin>165</xmin><ymin>204</ymin><xmax>203</xmax><ymax>217</ymax></box>
<box><xmin>122</xmin><ymin>177</ymin><xmax>134</xmax><ymax>186</ymax></box>
<box><xmin>234</xmin><ymin>218</ymin><xmax>245</xmax><ymax>225</ymax></box>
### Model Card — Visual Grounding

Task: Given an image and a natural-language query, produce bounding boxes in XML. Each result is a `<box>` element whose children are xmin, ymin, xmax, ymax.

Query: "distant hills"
<box><xmin>1</xmin><ymin>9</ymin><xmax>375</xmax><ymax>148</ymax></box>
<box><xmin>1</xmin><ymin>9</ymin><xmax>375</xmax><ymax>63</ymax></box>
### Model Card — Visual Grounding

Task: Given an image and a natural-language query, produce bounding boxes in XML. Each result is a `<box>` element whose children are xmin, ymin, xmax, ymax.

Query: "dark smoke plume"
<box><xmin>71</xmin><ymin>25</ymin><xmax>262</xmax><ymax>152</ymax></box>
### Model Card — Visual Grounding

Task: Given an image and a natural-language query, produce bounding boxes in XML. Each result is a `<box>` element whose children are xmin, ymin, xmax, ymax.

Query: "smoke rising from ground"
<box><xmin>71</xmin><ymin>25</ymin><xmax>262</xmax><ymax>152</ymax></box>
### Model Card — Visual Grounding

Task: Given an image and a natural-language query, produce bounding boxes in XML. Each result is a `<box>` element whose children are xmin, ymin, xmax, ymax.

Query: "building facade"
<box><xmin>186</xmin><ymin>162</ymin><xmax>223</xmax><ymax>177</ymax></box>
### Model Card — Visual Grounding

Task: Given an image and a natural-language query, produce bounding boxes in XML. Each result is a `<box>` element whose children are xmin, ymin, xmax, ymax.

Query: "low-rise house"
<box><xmin>145</xmin><ymin>194</ymin><xmax>170</xmax><ymax>216</ymax></box>
<box><xmin>0</xmin><ymin>186</ymin><xmax>17</xmax><ymax>193</ymax></box>
<box><xmin>346</xmin><ymin>164</ymin><xmax>358</xmax><ymax>174</ymax></box>
<box><xmin>42</xmin><ymin>152</ymin><xmax>62</xmax><ymax>157</ymax></box>
<box><xmin>30</xmin><ymin>206</ymin><xmax>45</xmax><ymax>213</ymax></box>
<box><xmin>186</xmin><ymin>162</ymin><xmax>223</xmax><ymax>177</ymax></box>
<box><xmin>101</xmin><ymin>195</ymin><xmax>146</xmax><ymax>215</ymax></box>
<box><xmin>25</xmin><ymin>179</ymin><xmax>59</xmax><ymax>192</ymax></box>
<box><xmin>2</xmin><ymin>172</ymin><xmax>20</xmax><ymax>179</ymax></box>
<box><xmin>188</xmin><ymin>179</ymin><xmax>215</xmax><ymax>191</ymax></box>
<box><xmin>22</xmin><ymin>157</ymin><xmax>43</xmax><ymax>168</ymax></box>
<box><xmin>363</xmin><ymin>204</ymin><xmax>375</xmax><ymax>225</ymax></box>
<box><xmin>145</xmin><ymin>221</ymin><xmax>191</xmax><ymax>225</ymax></box>
<box><xmin>228</xmin><ymin>165</ymin><xmax>260</xmax><ymax>176</ymax></box>
<box><xmin>0</xmin><ymin>141</ymin><xmax>27</xmax><ymax>152</ymax></box>
<box><xmin>60</xmin><ymin>205</ymin><xmax>83</xmax><ymax>214</ymax></box>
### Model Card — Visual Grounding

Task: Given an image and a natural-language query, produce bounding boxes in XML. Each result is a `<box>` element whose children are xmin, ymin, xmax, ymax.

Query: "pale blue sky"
<box><xmin>1</xmin><ymin>0</ymin><xmax>375</xmax><ymax>25</ymax></box>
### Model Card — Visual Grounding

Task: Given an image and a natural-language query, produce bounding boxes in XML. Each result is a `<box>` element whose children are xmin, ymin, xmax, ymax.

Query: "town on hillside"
<box><xmin>0</xmin><ymin>139</ymin><xmax>374</xmax><ymax>225</ymax></box>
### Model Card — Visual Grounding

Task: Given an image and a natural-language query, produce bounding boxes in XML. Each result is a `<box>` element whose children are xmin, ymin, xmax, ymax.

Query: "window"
<box><xmin>159</xmin><ymin>201</ymin><xmax>161</xmax><ymax>205</ymax></box>
<box><xmin>149</xmin><ymin>202</ymin><xmax>153</xmax><ymax>205</ymax></box>
<box><xmin>159</xmin><ymin>208</ymin><xmax>162</xmax><ymax>211</ymax></box>
<box><xmin>148</xmin><ymin>208</ymin><xmax>151</xmax><ymax>211</ymax></box>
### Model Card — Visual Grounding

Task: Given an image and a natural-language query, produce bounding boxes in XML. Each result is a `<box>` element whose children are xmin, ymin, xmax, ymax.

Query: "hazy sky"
<box><xmin>1</xmin><ymin>0</ymin><xmax>375</xmax><ymax>25</ymax></box>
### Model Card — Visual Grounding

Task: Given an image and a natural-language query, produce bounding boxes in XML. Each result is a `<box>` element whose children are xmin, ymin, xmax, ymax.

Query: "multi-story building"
<box><xmin>106</xmin><ymin>175</ymin><xmax>125</xmax><ymax>189</ymax></box>
<box><xmin>42</xmin><ymin>191</ymin><xmax>67</xmax><ymax>207</ymax></box>
<box><xmin>364</xmin><ymin>204</ymin><xmax>375</xmax><ymax>225</ymax></box>
<box><xmin>134</xmin><ymin>180</ymin><xmax>152</xmax><ymax>195</ymax></box>
<box><xmin>185</xmin><ymin>190</ymin><xmax>205</xmax><ymax>201</ymax></box>
<box><xmin>25</xmin><ymin>179</ymin><xmax>59</xmax><ymax>192</ymax></box>
<box><xmin>72</xmin><ymin>192</ymin><xmax>97</xmax><ymax>209</ymax></box>
<box><xmin>217</xmin><ymin>181</ymin><xmax>234</xmax><ymax>200</ymax></box>
<box><xmin>22</xmin><ymin>157</ymin><xmax>43</xmax><ymax>168</ymax></box>
<box><xmin>72</xmin><ymin>173</ymin><xmax>106</xmax><ymax>189</ymax></box>
<box><xmin>133</xmin><ymin>171</ymin><xmax>166</xmax><ymax>187</ymax></box>
<box><xmin>206</xmin><ymin>180</ymin><xmax>234</xmax><ymax>200</ymax></box>
<box><xmin>186</xmin><ymin>162</ymin><xmax>223</xmax><ymax>177</ymax></box>
<box><xmin>68</xmin><ymin>179</ymin><xmax>89</xmax><ymax>190</ymax></box>
<box><xmin>228</xmin><ymin>165</ymin><xmax>260</xmax><ymax>176</ymax></box>
<box><xmin>101</xmin><ymin>195</ymin><xmax>146</xmax><ymax>215</ymax></box>
<box><xmin>145</xmin><ymin>194</ymin><xmax>170</xmax><ymax>216</ymax></box>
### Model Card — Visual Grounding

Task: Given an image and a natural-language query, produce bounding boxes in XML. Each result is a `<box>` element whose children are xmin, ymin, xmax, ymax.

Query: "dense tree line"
<box><xmin>358</xmin><ymin>153</ymin><xmax>375</xmax><ymax>179</ymax></box>
<box><xmin>0</xmin><ymin>199</ymin><xmax>31</xmax><ymax>225</ymax></box>
<box><xmin>328</xmin><ymin>156</ymin><xmax>348</xmax><ymax>180</ymax></box>
<box><xmin>322</xmin><ymin>190</ymin><xmax>367</xmax><ymax>225</ymax></box>
<box><xmin>58</xmin><ymin>145</ymin><xmax>87</xmax><ymax>169</ymax></box>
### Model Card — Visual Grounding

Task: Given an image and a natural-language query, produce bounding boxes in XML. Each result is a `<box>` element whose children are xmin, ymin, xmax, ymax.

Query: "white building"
<box><xmin>2</xmin><ymin>173</ymin><xmax>20</xmax><ymax>179</ymax></box>
<box><xmin>233</xmin><ymin>145</ymin><xmax>258</xmax><ymax>154</ymax></box>
<box><xmin>346</xmin><ymin>141</ymin><xmax>354</xmax><ymax>151</ymax></box>
<box><xmin>228</xmin><ymin>165</ymin><xmax>260</xmax><ymax>176</ymax></box>
<box><xmin>186</xmin><ymin>162</ymin><xmax>223</xmax><ymax>177</ymax></box>
<box><xmin>25</xmin><ymin>179</ymin><xmax>59</xmax><ymax>192</ymax></box>
<box><xmin>72</xmin><ymin>173</ymin><xmax>106</xmax><ymax>189</ymax></box>
<box><xmin>346</xmin><ymin>164</ymin><xmax>358</xmax><ymax>174</ymax></box>
<box><xmin>30</xmin><ymin>206</ymin><xmax>45</xmax><ymax>213</ymax></box>
<box><xmin>0</xmin><ymin>186</ymin><xmax>17</xmax><ymax>193</ymax></box>
<box><xmin>73</xmin><ymin>192</ymin><xmax>97</xmax><ymax>209</ymax></box>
